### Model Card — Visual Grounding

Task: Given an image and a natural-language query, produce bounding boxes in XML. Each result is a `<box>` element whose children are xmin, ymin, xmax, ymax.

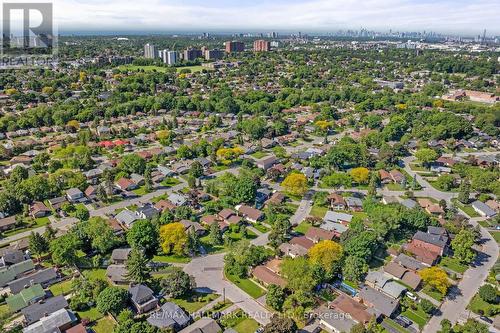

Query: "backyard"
<box><xmin>170</xmin><ymin>292</ymin><xmax>219</xmax><ymax>313</ymax></box>
<box><xmin>225</xmin><ymin>272</ymin><xmax>266</xmax><ymax>298</ymax></box>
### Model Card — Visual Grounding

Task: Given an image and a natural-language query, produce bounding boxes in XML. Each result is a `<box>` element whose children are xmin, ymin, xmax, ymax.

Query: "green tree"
<box><xmin>127</xmin><ymin>219</ymin><xmax>159</xmax><ymax>255</ymax></box>
<box><xmin>478</xmin><ymin>284</ymin><xmax>498</xmax><ymax>304</ymax></box>
<box><xmin>29</xmin><ymin>232</ymin><xmax>49</xmax><ymax>261</ymax></box>
<box><xmin>266</xmin><ymin>284</ymin><xmax>286</xmax><ymax>311</ymax></box>
<box><xmin>75</xmin><ymin>205</ymin><xmax>89</xmax><ymax>221</ymax></box>
<box><xmin>50</xmin><ymin>233</ymin><xmax>81</xmax><ymax>266</ymax></box>
<box><xmin>125</xmin><ymin>248</ymin><xmax>151</xmax><ymax>284</ymax></box>
<box><xmin>342</xmin><ymin>256</ymin><xmax>368</xmax><ymax>282</ymax></box>
<box><xmin>160</xmin><ymin>267</ymin><xmax>195</xmax><ymax>298</ymax></box>
<box><xmin>189</xmin><ymin>161</ymin><xmax>204</xmax><ymax>179</ymax></box>
<box><xmin>209</xmin><ymin>222</ymin><xmax>223</xmax><ymax>246</ymax></box>
<box><xmin>263</xmin><ymin>315</ymin><xmax>297</xmax><ymax>333</ymax></box>
<box><xmin>280</xmin><ymin>257</ymin><xmax>318</xmax><ymax>292</ymax></box>
<box><xmin>451</xmin><ymin>229</ymin><xmax>476</xmax><ymax>264</ymax></box>
<box><xmin>84</xmin><ymin>217</ymin><xmax>119</xmax><ymax>254</ymax></box>
<box><xmin>415</xmin><ymin>148</ymin><xmax>438</xmax><ymax>168</ymax></box>
<box><xmin>458</xmin><ymin>178</ymin><xmax>471</xmax><ymax>204</ymax></box>
<box><xmin>420</xmin><ymin>299</ymin><xmax>436</xmax><ymax>314</ymax></box>
<box><xmin>119</xmin><ymin>154</ymin><xmax>146</xmax><ymax>175</ymax></box>
<box><xmin>96</xmin><ymin>286</ymin><xmax>128</xmax><ymax>315</ymax></box>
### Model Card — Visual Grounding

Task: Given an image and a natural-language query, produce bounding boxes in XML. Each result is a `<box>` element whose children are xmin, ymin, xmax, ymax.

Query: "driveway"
<box><xmin>184</xmin><ymin>253</ymin><xmax>272</xmax><ymax>325</ymax></box>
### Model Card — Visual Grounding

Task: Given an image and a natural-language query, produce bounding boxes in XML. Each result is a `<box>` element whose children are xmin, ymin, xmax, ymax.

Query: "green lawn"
<box><xmin>49</xmin><ymin>279</ymin><xmax>73</xmax><ymax>296</ymax></box>
<box><xmin>77</xmin><ymin>306</ymin><xmax>104</xmax><ymax>321</ymax></box>
<box><xmin>226</xmin><ymin>272</ymin><xmax>266</xmax><ymax>298</ymax></box>
<box><xmin>176</xmin><ymin>65</ymin><xmax>210</xmax><ymax>73</ymax></box>
<box><xmin>161</xmin><ymin>177</ymin><xmax>181</xmax><ymax>187</ymax></box>
<box><xmin>3</xmin><ymin>216</ymin><xmax>51</xmax><ymax>237</ymax></box>
<box><xmin>92</xmin><ymin>316</ymin><xmax>115</xmax><ymax>333</ymax></box>
<box><xmin>468</xmin><ymin>293</ymin><xmax>500</xmax><ymax>317</ymax></box>
<box><xmin>253</xmin><ymin>223</ymin><xmax>269</xmax><ymax>233</ymax></box>
<box><xmin>439</xmin><ymin>256</ymin><xmax>468</xmax><ymax>274</ymax></box>
<box><xmin>153</xmin><ymin>254</ymin><xmax>191</xmax><ymax>264</ymax></box>
<box><xmin>117</xmin><ymin>65</ymin><xmax>170</xmax><ymax>73</ymax></box>
<box><xmin>132</xmin><ymin>185</ymin><xmax>148</xmax><ymax>196</ymax></box>
<box><xmin>251</xmin><ymin>151</ymin><xmax>268</xmax><ymax>159</ymax></box>
<box><xmin>490</xmin><ymin>231</ymin><xmax>500</xmax><ymax>244</ymax></box>
<box><xmin>0</xmin><ymin>303</ymin><xmax>11</xmax><ymax>321</ymax></box>
<box><xmin>423</xmin><ymin>286</ymin><xmax>445</xmax><ymax>302</ymax></box>
<box><xmin>386</xmin><ymin>183</ymin><xmax>405</xmax><ymax>191</ymax></box>
<box><xmin>452</xmin><ymin>199</ymin><xmax>480</xmax><ymax>218</ymax></box>
<box><xmin>81</xmin><ymin>268</ymin><xmax>107</xmax><ymax>280</ymax></box>
<box><xmin>310</xmin><ymin>205</ymin><xmax>328</xmax><ymax>219</ymax></box>
<box><xmin>234</xmin><ymin>318</ymin><xmax>260</xmax><ymax>333</ymax></box>
<box><xmin>170</xmin><ymin>292</ymin><xmax>218</xmax><ymax>313</ymax></box>
<box><xmin>383</xmin><ymin>318</ymin><xmax>409</xmax><ymax>333</ymax></box>
<box><xmin>402</xmin><ymin>306</ymin><xmax>430</xmax><ymax>328</ymax></box>
<box><xmin>294</xmin><ymin>221</ymin><xmax>312</xmax><ymax>235</ymax></box>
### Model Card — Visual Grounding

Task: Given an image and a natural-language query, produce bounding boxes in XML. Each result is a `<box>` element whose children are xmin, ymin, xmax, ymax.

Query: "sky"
<box><xmin>27</xmin><ymin>0</ymin><xmax>500</xmax><ymax>35</ymax></box>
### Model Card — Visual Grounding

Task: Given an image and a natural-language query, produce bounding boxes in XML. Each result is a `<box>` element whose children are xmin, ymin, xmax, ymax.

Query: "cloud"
<box><xmin>54</xmin><ymin>0</ymin><xmax>500</xmax><ymax>35</ymax></box>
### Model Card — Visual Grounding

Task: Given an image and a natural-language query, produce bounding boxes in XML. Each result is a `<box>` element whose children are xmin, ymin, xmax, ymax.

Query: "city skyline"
<box><xmin>51</xmin><ymin>0</ymin><xmax>500</xmax><ymax>36</ymax></box>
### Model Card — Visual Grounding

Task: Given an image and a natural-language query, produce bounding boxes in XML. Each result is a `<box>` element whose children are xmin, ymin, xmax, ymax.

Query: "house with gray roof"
<box><xmin>324</xmin><ymin>211</ymin><xmax>353</xmax><ymax>224</ymax></box>
<box><xmin>179</xmin><ymin>317</ymin><xmax>222</xmax><ymax>333</ymax></box>
<box><xmin>115</xmin><ymin>209</ymin><xmax>139</xmax><ymax>228</ymax></box>
<box><xmin>472</xmin><ymin>200</ymin><xmax>497</xmax><ymax>218</ymax></box>
<box><xmin>394</xmin><ymin>254</ymin><xmax>425</xmax><ymax>271</ymax></box>
<box><xmin>358</xmin><ymin>286</ymin><xmax>399</xmax><ymax>317</ymax></box>
<box><xmin>129</xmin><ymin>284</ymin><xmax>158</xmax><ymax>314</ymax></box>
<box><xmin>23</xmin><ymin>308</ymin><xmax>75</xmax><ymax>333</ymax></box>
<box><xmin>22</xmin><ymin>295</ymin><xmax>68</xmax><ymax>325</ymax></box>
<box><xmin>365</xmin><ymin>271</ymin><xmax>407</xmax><ymax>299</ymax></box>
<box><xmin>168</xmin><ymin>193</ymin><xmax>188</xmax><ymax>206</ymax></box>
<box><xmin>345</xmin><ymin>196</ymin><xmax>363</xmax><ymax>211</ymax></box>
<box><xmin>147</xmin><ymin>302</ymin><xmax>190</xmax><ymax>330</ymax></box>
<box><xmin>401</xmin><ymin>199</ymin><xmax>417</xmax><ymax>209</ymax></box>
<box><xmin>9</xmin><ymin>268</ymin><xmax>58</xmax><ymax>294</ymax></box>
<box><xmin>0</xmin><ymin>259</ymin><xmax>35</xmax><ymax>287</ymax></box>
<box><xmin>111</xmin><ymin>248</ymin><xmax>131</xmax><ymax>264</ymax></box>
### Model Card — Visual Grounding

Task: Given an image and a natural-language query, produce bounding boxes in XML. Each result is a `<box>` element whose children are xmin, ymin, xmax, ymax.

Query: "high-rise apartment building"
<box><xmin>183</xmin><ymin>48</ymin><xmax>203</xmax><ymax>61</ymax></box>
<box><xmin>225</xmin><ymin>41</ymin><xmax>245</xmax><ymax>53</ymax></box>
<box><xmin>204</xmin><ymin>49</ymin><xmax>225</xmax><ymax>60</ymax></box>
<box><xmin>253</xmin><ymin>40</ymin><xmax>271</xmax><ymax>52</ymax></box>
<box><xmin>160</xmin><ymin>50</ymin><xmax>178</xmax><ymax>65</ymax></box>
<box><xmin>144</xmin><ymin>43</ymin><xmax>158</xmax><ymax>59</ymax></box>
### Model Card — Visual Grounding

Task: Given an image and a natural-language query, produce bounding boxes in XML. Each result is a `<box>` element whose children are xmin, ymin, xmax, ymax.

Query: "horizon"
<box><xmin>36</xmin><ymin>0</ymin><xmax>500</xmax><ymax>36</ymax></box>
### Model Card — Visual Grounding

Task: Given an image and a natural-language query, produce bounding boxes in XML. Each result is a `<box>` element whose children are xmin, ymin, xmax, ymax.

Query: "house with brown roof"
<box><xmin>328</xmin><ymin>193</ymin><xmax>346</xmax><ymax>210</ymax></box>
<box><xmin>154</xmin><ymin>199</ymin><xmax>176</xmax><ymax>212</ymax></box>
<box><xmin>251</xmin><ymin>259</ymin><xmax>286</xmax><ymax>287</ymax></box>
<box><xmin>218</xmin><ymin>208</ymin><xmax>242</xmax><ymax>225</ymax></box>
<box><xmin>115</xmin><ymin>177</ymin><xmax>138</xmax><ymax>191</ymax></box>
<box><xmin>330</xmin><ymin>293</ymin><xmax>372</xmax><ymax>324</ymax></box>
<box><xmin>0</xmin><ymin>216</ymin><xmax>17</xmax><ymax>232</ymax></box>
<box><xmin>305</xmin><ymin>227</ymin><xmax>336</xmax><ymax>243</ymax></box>
<box><xmin>29</xmin><ymin>202</ymin><xmax>50</xmax><ymax>218</ymax></box>
<box><xmin>235</xmin><ymin>204</ymin><xmax>264</xmax><ymax>223</ymax></box>
<box><xmin>200</xmin><ymin>215</ymin><xmax>229</xmax><ymax>232</ymax></box>
<box><xmin>379</xmin><ymin>170</ymin><xmax>392</xmax><ymax>184</ymax></box>
<box><xmin>383</xmin><ymin>262</ymin><xmax>422</xmax><ymax>290</ymax></box>
<box><xmin>389</xmin><ymin>170</ymin><xmax>405</xmax><ymax>184</ymax></box>
<box><xmin>266</xmin><ymin>192</ymin><xmax>285</xmax><ymax>206</ymax></box>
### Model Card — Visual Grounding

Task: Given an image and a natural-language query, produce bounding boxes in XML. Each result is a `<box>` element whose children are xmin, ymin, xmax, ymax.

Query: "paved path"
<box><xmin>184</xmin><ymin>253</ymin><xmax>272</xmax><ymax>325</ymax></box>
<box><xmin>423</xmin><ymin>214</ymin><xmax>499</xmax><ymax>332</ymax></box>
<box><xmin>290</xmin><ymin>190</ymin><xmax>314</xmax><ymax>226</ymax></box>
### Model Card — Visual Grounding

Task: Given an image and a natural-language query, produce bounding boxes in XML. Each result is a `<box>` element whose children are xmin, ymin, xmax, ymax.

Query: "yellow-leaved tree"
<box><xmin>281</xmin><ymin>173</ymin><xmax>308</xmax><ymax>196</ymax></box>
<box><xmin>349</xmin><ymin>167</ymin><xmax>370</xmax><ymax>184</ymax></box>
<box><xmin>308</xmin><ymin>240</ymin><xmax>343</xmax><ymax>275</ymax></box>
<box><xmin>419</xmin><ymin>266</ymin><xmax>450</xmax><ymax>296</ymax></box>
<box><xmin>160</xmin><ymin>222</ymin><xmax>187</xmax><ymax>256</ymax></box>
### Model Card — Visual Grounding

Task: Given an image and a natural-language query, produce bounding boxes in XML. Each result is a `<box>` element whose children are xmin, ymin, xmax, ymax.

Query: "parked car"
<box><xmin>406</xmin><ymin>292</ymin><xmax>418</xmax><ymax>301</ymax></box>
<box><xmin>395</xmin><ymin>316</ymin><xmax>413</xmax><ymax>328</ymax></box>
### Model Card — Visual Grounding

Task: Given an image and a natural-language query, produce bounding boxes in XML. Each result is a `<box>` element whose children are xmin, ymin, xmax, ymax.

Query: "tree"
<box><xmin>84</xmin><ymin>217</ymin><xmax>118</xmax><ymax>254</ymax></box>
<box><xmin>266</xmin><ymin>284</ymin><xmax>286</xmax><ymax>311</ymax></box>
<box><xmin>209</xmin><ymin>222</ymin><xmax>223</xmax><ymax>246</ymax></box>
<box><xmin>420</xmin><ymin>299</ymin><xmax>436</xmax><ymax>314</ymax></box>
<box><xmin>189</xmin><ymin>161</ymin><xmax>204</xmax><ymax>179</ymax></box>
<box><xmin>281</xmin><ymin>173</ymin><xmax>308</xmax><ymax>196</ymax></box>
<box><xmin>263</xmin><ymin>315</ymin><xmax>297</xmax><ymax>333</ymax></box>
<box><xmin>280</xmin><ymin>257</ymin><xmax>318</xmax><ymax>292</ymax></box>
<box><xmin>435</xmin><ymin>175</ymin><xmax>455</xmax><ymax>192</ymax></box>
<box><xmin>50</xmin><ymin>233</ymin><xmax>81</xmax><ymax>266</ymax></box>
<box><xmin>119</xmin><ymin>154</ymin><xmax>146</xmax><ymax>175</ymax></box>
<box><xmin>268</xmin><ymin>218</ymin><xmax>291</xmax><ymax>248</ymax></box>
<box><xmin>451</xmin><ymin>229</ymin><xmax>476</xmax><ymax>264</ymax></box>
<box><xmin>160</xmin><ymin>222</ymin><xmax>187</xmax><ymax>256</ymax></box>
<box><xmin>308</xmin><ymin>240</ymin><xmax>343</xmax><ymax>276</ymax></box>
<box><xmin>419</xmin><ymin>267</ymin><xmax>451</xmax><ymax>295</ymax></box>
<box><xmin>458</xmin><ymin>178</ymin><xmax>471</xmax><ymax>204</ymax></box>
<box><xmin>478</xmin><ymin>284</ymin><xmax>498</xmax><ymax>304</ymax></box>
<box><xmin>415</xmin><ymin>148</ymin><xmax>438</xmax><ymax>168</ymax></box>
<box><xmin>127</xmin><ymin>219</ymin><xmax>159</xmax><ymax>255</ymax></box>
<box><xmin>350</xmin><ymin>167</ymin><xmax>370</xmax><ymax>184</ymax></box>
<box><xmin>75</xmin><ymin>205</ymin><xmax>89</xmax><ymax>221</ymax></box>
<box><xmin>125</xmin><ymin>248</ymin><xmax>151</xmax><ymax>284</ymax></box>
<box><xmin>29</xmin><ymin>232</ymin><xmax>49</xmax><ymax>261</ymax></box>
<box><xmin>160</xmin><ymin>267</ymin><xmax>195</xmax><ymax>298</ymax></box>
<box><xmin>96</xmin><ymin>286</ymin><xmax>128</xmax><ymax>315</ymax></box>
<box><xmin>144</xmin><ymin>165</ymin><xmax>153</xmax><ymax>192</ymax></box>
<box><xmin>342</xmin><ymin>256</ymin><xmax>368</xmax><ymax>282</ymax></box>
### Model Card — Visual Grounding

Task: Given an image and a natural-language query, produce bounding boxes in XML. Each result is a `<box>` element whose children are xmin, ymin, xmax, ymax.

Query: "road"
<box><xmin>184</xmin><ymin>253</ymin><xmax>272</xmax><ymax>325</ymax></box>
<box><xmin>290</xmin><ymin>190</ymin><xmax>314</xmax><ymax>226</ymax></box>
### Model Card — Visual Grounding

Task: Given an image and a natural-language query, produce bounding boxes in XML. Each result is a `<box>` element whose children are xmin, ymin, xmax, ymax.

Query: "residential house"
<box><xmin>147</xmin><ymin>302</ymin><xmax>190</xmax><ymax>330</ymax></box>
<box><xmin>23</xmin><ymin>308</ymin><xmax>75</xmax><ymax>333</ymax></box>
<box><xmin>6</xmin><ymin>284</ymin><xmax>45</xmax><ymax>312</ymax></box>
<box><xmin>329</xmin><ymin>293</ymin><xmax>372</xmax><ymax>325</ymax></box>
<box><xmin>394</xmin><ymin>254</ymin><xmax>425</xmax><ymax>271</ymax></box>
<box><xmin>137</xmin><ymin>204</ymin><xmax>160</xmax><ymax>219</ymax></box>
<box><xmin>278</xmin><ymin>242</ymin><xmax>309</xmax><ymax>258</ymax></box>
<box><xmin>8</xmin><ymin>268</ymin><xmax>58</xmax><ymax>294</ymax></box>
<box><xmin>364</xmin><ymin>271</ymin><xmax>406</xmax><ymax>299</ymax></box>
<box><xmin>130</xmin><ymin>173</ymin><xmax>145</xmax><ymax>186</ymax></box>
<box><xmin>0</xmin><ymin>249</ymin><xmax>26</xmax><ymax>267</ymax></box>
<box><xmin>0</xmin><ymin>260</ymin><xmax>36</xmax><ymax>287</ymax></box>
<box><xmin>471</xmin><ymin>200</ymin><xmax>497</xmax><ymax>218</ymax></box>
<box><xmin>266</xmin><ymin>192</ymin><xmax>285</xmax><ymax>206</ymax></box>
<box><xmin>324</xmin><ymin>211</ymin><xmax>353</xmax><ymax>225</ymax></box>
<box><xmin>0</xmin><ymin>216</ymin><xmax>17</xmax><ymax>231</ymax></box>
<box><xmin>313</xmin><ymin>304</ymin><xmax>357</xmax><ymax>333</ymax></box>
<box><xmin>379</xmin><ymin>170</ymin><xmax>392</xmax><ymax>184</ymax></box>
<box><xmin>218</xmin><ymin>208</ymin><xmax>242</xmax><ymax>225</ymax></box>
<box><xmin>115</xmin><ymin>177</ymin><xmax>138</xmax><ymax>191</ymax></box>
<box><xmin>154</xmin><ymin>199</ymin><xmax>176</xmax><ymax>212</ymax></box>
<box><xmin>235</xmin><ymin>204</ymin><xmax>264</xmax><ymax>223</ymax></box>
<box><xmin>129</xmin><ymin>284</ymin><xmax>158</xmax><ymax>314</ymax></box>
<box><xmin>66</xmin><ymin>188</ymin><xmax>84</xmax><ymax>203</ymax></box>
<box><xmin>252</xmin><ymin>259</ymin><xmax>286</xmax><ymax>287</ymax></box>
<box><xmin>179</xmin><ymin>318</ymin><xmax>222</xmax><ymax>333</ymax></box>
<box><xmin>84</xmin><ymin>185</ymin><xmax>98</xmax><ymax>200</ymax></box>
<box><xmin>345</xmin><ymin>197</ymin><xmax>363</xmax><ymax>211</ymax></box>
<box><xmin>328</xmin><ymin>193</ymin><xmax>346</xmax><ymax>210</ymax></box>
<box><xmin>401</xmin><ymin>199</ymin><xmax>417</xmax><ymax>209</ymax></box>
<box><xmin>358</xmin><ymin>286</ymin><xmax>399</xmax><ymax>317</ymax></box>
<box><xmin>383</xmin><ymin>262</ymin><xmax>422</xmax><ymax>290</ymax></box>
<box><xmin>389</xmin><ymin>170</ymin><xmax>405</xmax><ymax>184</ymax></box>
<box><xmin>180</xmin><ymin>220</ymin><xmax>205</xmax><ymax>236</ymax></box>
<box><xmin>29</xmin><ymin>202</ymin><xmax>50</xmax><ymax>218</ymax></box>
<box><xmin>305</xmin><ymin>227</ymin><xmax>336</xmax><ymax>243</ymax></box>
<box><xmin>255</xmin><ymin>155</ymin><xmax>277</xmax><ymax>170</ymax></box>
<box><xmin>410</xmin><ymin>229</ymin><xmax>448</xmax><ymax>256</ymax></box>
<box><xmin>106</xmin><ymin>265</ymin><xmax>128</xmax><ymax>285</ymax></box>
<box><xmin>21</xmin><ymin>295</ymin><xmax>68</xmax><ymax>325</ymax></box>
<box><xmin>168</xmin><ymin>193</ymin><xmax>188</xmax><ymax>206</ymax></box>
<box><xmin>111</xmin><ymin>248</ymin><xmax>131</xmax><ymax>264</ymax></box>
<box><xmin>47</xmin><ymin>196</ymin><xmax>67</xmax><ymax>211</ymax></box>
<box><xmin>115</xmin><ymin>210</ymin><xmax>139</xmax><ymax>228</ymax></box>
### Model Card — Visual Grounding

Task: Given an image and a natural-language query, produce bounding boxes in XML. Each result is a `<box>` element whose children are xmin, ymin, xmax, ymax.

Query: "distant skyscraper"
<box><xmin>144</xmin><ymin>43</ymin><xmax>158</xmax><ymax>59</ymax></box>
<box><xmin>225</xmin><ymin>41</ymin><xmax>245</xmax><ymax>53</ymax></box>
<box><xmin>253</xmin><ymin>40</ymin><xmax>271</xmax><ymax>52</ymax></box>
<box><xmin>159</xmin><ymin>50</ymin><xmax>178</xmax><ymax>65</ymax></box>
